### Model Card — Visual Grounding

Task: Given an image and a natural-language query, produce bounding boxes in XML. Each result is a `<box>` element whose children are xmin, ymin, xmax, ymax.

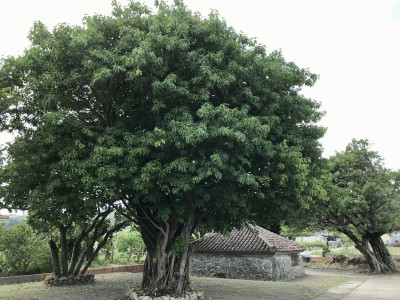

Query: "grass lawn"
<box><xmin>330</xmin><ymin>247</ymin><xmax>400</xmax><ymax>256</ymax></box>
<box><xmin>0</xmin><ymin>272</ymin><xmax>351</xmax><ymax>300</ymax></box>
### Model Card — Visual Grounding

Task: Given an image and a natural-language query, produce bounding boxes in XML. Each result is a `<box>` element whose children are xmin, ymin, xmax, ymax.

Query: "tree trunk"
<box><xmin>59</xmin><ymin>225</ymin><xmax>69</xmax><ymax>277</ymax></box>
<box><xmin>139</xmin><ymin>216</ymin><xmax>195</xmax><ymax>296</ymax></box>
<box><xmin>368</xmin><ymin>236</ymin><xmax>396</xmax><ymax>272</ymax></box>
<box><xmin>340</xmin><ymin>229</ymin><xmax>395</xmax><ymax>274</ymax></box>
<box><xmin>49</xmin><ymin>239</ymin><xmax>61</xmax><ymax>277</ymax></box>
<box><xmin>355</xmin><ymin>240</ymin><xmax>391</xmax><ymax>274</ymax></box>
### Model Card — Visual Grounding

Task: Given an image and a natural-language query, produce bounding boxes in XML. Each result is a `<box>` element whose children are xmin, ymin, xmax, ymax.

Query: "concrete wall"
<box><xmin>191</xmin><ymin>252</ymin><xmax>304</xmax><ymax>281</ymax></box>
<box><xmin>390</xmin><ymin>232</ymin><xmax>400</xmax><ymax>244</ymax></box>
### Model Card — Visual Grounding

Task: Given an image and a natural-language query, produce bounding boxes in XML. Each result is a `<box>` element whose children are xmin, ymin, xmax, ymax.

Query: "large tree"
<box><xmin>316</xmin><ymin>139</ymin><xmax>400</xmax><ymax>273</ymax></box>
<box><xmin>0</xmin><ymin>1</ymin><xmax>326</xmax><ymax>295</ymax></box>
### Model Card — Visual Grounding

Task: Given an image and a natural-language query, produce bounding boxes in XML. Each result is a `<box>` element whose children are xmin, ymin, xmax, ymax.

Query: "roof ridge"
<box><xmin>254</xmin><ymin>225</ymin><xmax>305</xmax><ymax>251</ymax></box>
<box><xmin>248</xmin><ymin>224</ymin><xmax>277</xmax><ymax>252</ymax></box>
<box><xmin>191</xmin><ymin>225</ymin><xmax>305</xmax><ymax>253</ymax></box>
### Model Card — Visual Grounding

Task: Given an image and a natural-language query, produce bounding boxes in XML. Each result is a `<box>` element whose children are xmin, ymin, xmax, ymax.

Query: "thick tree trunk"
<box><xmin>139</xmin><ymin>215</ymin><xmax>195</xmax><ymax>296</ymax></box>
<box><xmin>49</xmin><ymin>239</ymin><xmax>61</xmax><ymax>277</ymax></box>
<box><xmin>342</xmin><ymin>229</ymin><xmax>394</xmax><ymax>274</ymax></box>
<box><xmin>355</xmin><ymin>240</ymin><xmax>392</xmax><ymax>274</ymax></box>
<box><xmin>59</xmin><ymin>225</ymin><xmax>69</xmax><ymax>277</ymax></box>
<box><xmin>368</xmin><ymin>236</ymin><xmax>396</xmax><ymax>272</ymax></box>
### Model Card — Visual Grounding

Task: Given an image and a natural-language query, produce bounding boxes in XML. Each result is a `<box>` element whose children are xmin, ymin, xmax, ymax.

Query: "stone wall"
<box><xmin>191</xmin><ymin>252</ymin><xmax>304</xmax><ymax>281</ymax></box>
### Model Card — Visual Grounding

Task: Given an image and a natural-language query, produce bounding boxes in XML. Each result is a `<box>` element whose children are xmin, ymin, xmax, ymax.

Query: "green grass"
<box><xmin>330</xmin><ymin>247</ymin><xmax>360</xmax><ymax>255</ymax></box>
<box><xmin>308</xmin><ymin>250</ymin><xmax>324</xmax><ymax>256</ymax></box>
<box><xmin>330</xmin><ymin>247</ymin><xmax>400</xmax><ymax>256</ymax></box>
<box><xmin>388</xmin><ymin>247</ymin><xmax>400</xmax><ymax>255</ymax></box>
<box><xmin>89</xmin><ymin>251</ymin><xmax>146</xmax><ymax>269</ymax></box>
<box><xmin>297</xmin><ymin>241</ymin><xmax>326</xmax><ymax>248</ymax></box>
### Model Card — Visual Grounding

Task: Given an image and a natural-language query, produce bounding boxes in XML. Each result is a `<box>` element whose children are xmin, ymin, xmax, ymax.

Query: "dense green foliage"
<box><xmin>0</xmin><ymin>122</ymin><xmax>127</xmax><ymax>277</ymax></box>
<box><xmin>323</xmin><ymin>139</ymin><xmax>400</xmax><ymax>239</ymax></box>
<box><xmin>315</xmin><ymin>139</ymin><xmax>400</xmax><ymax>273</ymax></box>
<box><xmin>0</xmin><ymin>222</ymin><xmax>52</xmax><ymax>276</ymax></box>
<box><xmin>0</xmin><ymin>0</ymin><xmax>326</xmax><ymax>294</ymax></box>
<box><xmin>116</xmin><ymin>229</ymin><xmax>146</xmax><ymax>262</ymax></box>
<box><xmin>279</xmin><ymin>224</ymin><xmax>318</xmax><ymax>240</ymax></box>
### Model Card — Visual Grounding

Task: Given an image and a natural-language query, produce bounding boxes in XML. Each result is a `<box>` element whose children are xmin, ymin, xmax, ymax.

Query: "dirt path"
<box><xmin>342</xmin><ymin>276</ymin><xmax>400</xmax><ymax>300</ymax></box>
<box><xmin>309</xmin><ymin>268</ymin><xmax>400</xmax><ymax>300</ymax></box>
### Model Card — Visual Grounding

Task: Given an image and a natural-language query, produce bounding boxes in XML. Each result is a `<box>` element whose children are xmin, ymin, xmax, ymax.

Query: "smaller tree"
<box><xmin>0</xmin><ymin>128</ymin><xmax>128</xmax><ymax>278</ymax></box>
<box><xmin>316</xmin><ymin>139</ymin><xmax>400</xmax><ymax>273</ymax></box>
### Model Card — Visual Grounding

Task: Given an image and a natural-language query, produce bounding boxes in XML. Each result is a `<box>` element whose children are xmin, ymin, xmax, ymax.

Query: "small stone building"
<box><xmin>191</xmin><ymin>225</ymin><xmax>305</xmax><ymax>281</ymax></box>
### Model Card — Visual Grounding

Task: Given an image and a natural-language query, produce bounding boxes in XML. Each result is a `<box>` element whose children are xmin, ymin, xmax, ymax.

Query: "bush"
<box><xmin>115</xmin><ymin>230</ymin><xmax>146</xmax><ymax>263</ymax></box>
<box><xmin>0</xmin><ymin>222</ymin><xmax>52</xmax><ymax>275</ymax></box>
<box><xmin>297</xmin><ymin>241</ymin><xmax>326</xmax><ymax>248</ymax></box>
<box><xmin>322</xmin><ymin>245</ymin><xmax>330</xmax><ymax>257</ymax></box>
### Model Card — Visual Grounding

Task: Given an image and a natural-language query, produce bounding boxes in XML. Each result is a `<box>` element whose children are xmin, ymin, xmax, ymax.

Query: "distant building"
<box><xmin>296</xmin><ymin>232</ymin><xmax>341</xmax><ymax>247</ymax></box>
<box><xmin>390</xmin><ymin>232</ymin><xmax>400</xmax><ymax>245</ymax></box>
<box><xmin>191</xmin><ymin>225</ymin><xmax>305</xmax><ymax>281</ymax></box>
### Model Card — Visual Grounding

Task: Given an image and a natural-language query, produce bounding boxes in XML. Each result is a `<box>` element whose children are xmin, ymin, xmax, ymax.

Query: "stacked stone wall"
<box><xmin>191</xmin><ymin>253</ymin><xmax>304</xmax><ymax>281</ymax></box>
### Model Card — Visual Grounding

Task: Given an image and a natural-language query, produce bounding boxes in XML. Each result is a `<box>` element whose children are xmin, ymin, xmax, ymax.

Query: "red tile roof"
<box><xmin>192</xmin><ymin>225</ymin><xmax>305</xmax><ymax>254</ymax></box>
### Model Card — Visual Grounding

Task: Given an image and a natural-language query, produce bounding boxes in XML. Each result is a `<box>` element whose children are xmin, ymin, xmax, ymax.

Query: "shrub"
<box><xmin>0</xmin><ymin>222</ymin><xmax>52</xmax><ymax>275</ymax></box>
<box><xmin>322</xmin><ymin>245</ymin><xmax>330</xmax><ymax>257</ymax></box>
<box><xmin>297</xmin><ymin>241</ymin><xmax>326</xmax><ymax>248</ymax></box>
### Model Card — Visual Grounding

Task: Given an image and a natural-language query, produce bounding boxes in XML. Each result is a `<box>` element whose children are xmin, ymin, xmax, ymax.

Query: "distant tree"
<box><xmin>116</xmin><ymin>229</ymin><xmax>146</xmax><ymax>263</ymax></box>
<box><xmin>1</xmin><ymin>215</ymin><xmax>28</xmax><ymax>229</ymax></box>
<box><xmin>316</xmin><ymin>139</ymin><xmax>400</xmax><ymax>273</ymax></box>
<box><xmin>0</xmin><ymin>1</ymin><xmax>326</xmax><ymax>295</ymax></box>
<box><xmin>279</xmin><ymin>224</ymin><xmax>317</xmax><ymax>240</ymax></box>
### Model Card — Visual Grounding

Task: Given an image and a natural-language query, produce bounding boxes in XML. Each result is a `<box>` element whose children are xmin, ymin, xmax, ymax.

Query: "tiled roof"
<box><xmin>192</xmin><ymin>225</ymin><xmax>305</xmax><ymax>254</ymax></box>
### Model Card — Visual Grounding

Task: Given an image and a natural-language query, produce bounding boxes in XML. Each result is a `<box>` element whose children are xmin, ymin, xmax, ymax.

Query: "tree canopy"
<box><xmin>0</xmin><ymin>0</ymin><xmax>326</xmax><ymax>295</ymax></box>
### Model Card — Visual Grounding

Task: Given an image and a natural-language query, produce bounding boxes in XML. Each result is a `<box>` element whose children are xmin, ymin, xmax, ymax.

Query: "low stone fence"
<box><xmin>41</xmin><ymin>264</ymin><xmax>144</xmax><ymax>280</ymax></box>
<box><xmin>0</xmin><ymin>274</ymin><xmax>42</xmax><ymax>285</ymax></box>
<box><xmin>304</xmin><ymin>256</ymin><xmax>331</xmax><ymax>263</ymax></box>
<box><xmin>0</xmin><ymin>264</ymin><xmax>144</xmax><ymax>285</ymax></box>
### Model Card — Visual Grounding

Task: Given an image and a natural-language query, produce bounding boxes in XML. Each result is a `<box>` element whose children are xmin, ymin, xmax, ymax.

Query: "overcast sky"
<box><xmin>1</xmin><ymin>0</ymin><xmax>399</xmax><ymax>170</ymax></box>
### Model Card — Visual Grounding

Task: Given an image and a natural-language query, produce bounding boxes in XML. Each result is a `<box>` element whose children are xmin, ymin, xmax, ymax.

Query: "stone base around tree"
<box><xmin>45</xmin><ymin>274</ymin><xmax>95</xmax><ymax>286</ymax></box>
<box><xmin>122</xmin><ymin>288</ymin><xmax>204</xmax><ymax>300</ymax></box>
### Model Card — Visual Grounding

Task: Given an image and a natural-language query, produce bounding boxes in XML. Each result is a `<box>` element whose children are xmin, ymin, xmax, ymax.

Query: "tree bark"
<box><xmin>354</xmin><ymin>239</ymin><xmax>393</xmax><ymax>274</ymax></box>
<box><xmin>139</xmin><ymin>214</ymin><xmax>195</xmax><ymax>296</ymax></box>
<box><xmin>49</xmin><ymin>239</ymin><xmax>61</xmax><ymax>277</ymax></box>
<box><xmin>58</xmin><ymin>225</ymin><xmax>69</xmax><ymax>277</ymax></box>
<box><xmin>368</xmin><ymin>235</ymin><xmax>396</xmax><ymax>272</ymax></box>
<box><xmin>341</xmin><ymin>229</ymin><xmax>394</xmax><ymax>274</ymax></box>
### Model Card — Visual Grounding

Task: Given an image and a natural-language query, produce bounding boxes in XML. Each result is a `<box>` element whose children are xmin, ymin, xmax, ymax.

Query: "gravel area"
<box><xmin>0</xmin><ymin>271</ymin><xmax>351</xmax><ymax>300</ymax></box>
<box><xmin>193</xmin><ymin>274</ymin><xmax>349</xmax><ymax>300</ymax></box>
